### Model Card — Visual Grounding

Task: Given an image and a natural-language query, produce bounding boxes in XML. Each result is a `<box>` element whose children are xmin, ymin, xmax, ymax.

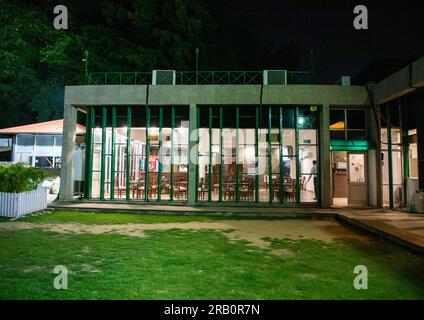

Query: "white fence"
<box><xmin>0</xmin><ymin>188</ymin><xmax>47</xmax><ymax>218</ymax></box>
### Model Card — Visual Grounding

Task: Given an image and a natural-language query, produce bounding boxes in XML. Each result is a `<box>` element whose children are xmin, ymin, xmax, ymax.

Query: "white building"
<box><xmin>0</xmin><ymin>119</ymin><xmax>86</xmax><ymax>192</ymax></box>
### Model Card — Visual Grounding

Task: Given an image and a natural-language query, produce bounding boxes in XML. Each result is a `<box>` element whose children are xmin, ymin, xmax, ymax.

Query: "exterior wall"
<box><xmin>373</xmin><ymin>56</ymin><xmax>424</xmax><ymax>210</ymax></box>
<box><xmin>65</xmin><ymin>84</ymin><xmax>369</xmax><ymax>106</ymax></box>
<box><xmin>61</xmin><ymin>84</ymin><xmax>370</xmax><ymax>206</ymax></box>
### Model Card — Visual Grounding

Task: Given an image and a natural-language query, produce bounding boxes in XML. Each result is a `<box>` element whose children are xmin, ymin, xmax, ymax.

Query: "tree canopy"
<box><xmin>0</xmin><ymin>0</ymin><xmax>302</xmax><ymax>128</ymax></box>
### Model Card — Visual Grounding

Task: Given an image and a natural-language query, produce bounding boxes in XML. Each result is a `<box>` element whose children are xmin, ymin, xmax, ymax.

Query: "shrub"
<box><xmin>0</xmin><ymin>163</ymin><xmax>52</xmax><ymax>193</ymax></box>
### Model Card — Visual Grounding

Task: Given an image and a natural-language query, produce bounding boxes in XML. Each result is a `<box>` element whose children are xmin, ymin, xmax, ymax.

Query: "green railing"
<box><xmin>176</xmin><ymin>71</ymin><xmax>263</xmax><ymax>84</ymax></box>
<box><xmin>87</xmin><ymin>72</ymin><xmax>152</xmax><ymax>85</ymax></box>
<box><xmin>86</xmin><ymin>70</ymin><xmax>310</xmax><ymax>85</ymax></box>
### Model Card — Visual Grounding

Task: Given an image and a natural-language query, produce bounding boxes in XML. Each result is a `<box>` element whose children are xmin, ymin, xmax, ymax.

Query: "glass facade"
<box><xmin>86</xmin><ymin>106</ymin><xmax>189</xmax><ymax>201</ymax></box>
<box><xmin>380</xmin><ymin>104</ymin><xmax>403</xmax><ymax>208</ymax></box>
<box><xmin>86</xmin><ymin>105</ymin><xmax>319</xmax><ymax>205</ymax></box>
<box><xmin>197</xmin><ymin>105</ymin><xmax>319</xmax><ymax>204</ymax></box>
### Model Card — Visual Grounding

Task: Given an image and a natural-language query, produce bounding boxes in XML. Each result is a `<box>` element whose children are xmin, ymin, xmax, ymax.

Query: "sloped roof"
<box><xmin>330</xmin><ymin>121</ymin><xmax>345</xmax><ymax>129</ymax></box>
<box><xmin>0</xmin><ymin>119</ymin><xmax>85</xmax><ymax>135</ymax></box>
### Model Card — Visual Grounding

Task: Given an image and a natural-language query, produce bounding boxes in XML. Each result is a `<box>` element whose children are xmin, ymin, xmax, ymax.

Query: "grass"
<box><xmin>0</xmin><ymin>211</ymin><xmax>424</xmax><ymax>299</ymax></box>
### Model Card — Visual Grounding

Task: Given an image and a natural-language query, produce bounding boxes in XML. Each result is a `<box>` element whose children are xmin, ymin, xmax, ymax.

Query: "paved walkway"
<box><xmin>49</xmin><ymin>201</ymin><xmax>424</xmax><ymax>253</ymax></box>
<box><xmin>337</xmin><ymin>209</ymin><xmax>424</xmax><ymax>253</ymax></box>
<box><xmin>49</xmin><ymin>200</ymin><xmax>336</xmax><ymax>217</ymax></box>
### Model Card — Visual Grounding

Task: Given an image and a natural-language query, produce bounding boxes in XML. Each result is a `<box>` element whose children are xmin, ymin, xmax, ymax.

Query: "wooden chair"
<box><xmin>198</xmin><ymin>182</ymin><xmax>209</xmax><ymax>200</ymax></box>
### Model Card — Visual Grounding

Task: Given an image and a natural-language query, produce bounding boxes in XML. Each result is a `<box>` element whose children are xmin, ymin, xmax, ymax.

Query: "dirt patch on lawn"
<box><xmin>0</xmin><ymin>220</ymin><xmax>369</xmax><ymax>252</ymax></box>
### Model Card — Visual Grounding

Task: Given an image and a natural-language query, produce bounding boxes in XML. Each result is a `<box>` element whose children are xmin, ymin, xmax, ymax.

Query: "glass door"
<box><xmin>348</xmin><ymin>152</ymin><xmax>367</xmax><ymax>206</ymax></box>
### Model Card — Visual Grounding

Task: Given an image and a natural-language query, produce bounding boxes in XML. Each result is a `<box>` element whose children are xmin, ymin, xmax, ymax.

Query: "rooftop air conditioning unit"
<box><xmin>263</xmin><ymin>70</ymin><xmax>287</xmax><ymax>85</ymax></box>
<box><xmin>336</xmin><ymin>76</ymin><xmax>351</xmax><ymax>86</ymax></box>
<box><xmin>152</xmin><ymin>70</ymin><xmax>176</xmax><ymax>85</ymax></box>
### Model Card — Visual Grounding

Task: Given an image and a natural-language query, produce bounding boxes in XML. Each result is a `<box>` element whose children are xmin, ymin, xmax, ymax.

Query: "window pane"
<box><xmin>300</xmin><ymin>174</ymin><xmax>318</xmax><ymax>202</ymax></box>
<box><xmin>299</xmin><ymin>146</ymin><xmax>318</xmax><ymax>174</ymax></box>
<box><xmin>299</xmin><ymin>129</ymin><xmax>317</xmax><ymax>145</ymax></box>
<box><xmin>349</xmin><ymin>154</ymin><xmax>365</xmax><ymax>183</ymax></box>
<box><xmin>409</xmin><ymin>143</ymin><xmax>418</xmax><ymax>178</ymax></box>
<box><xmin>283</xmin><ymin>129</ymin><xmax>296</xmax><ymax>155</ymax></box>
<box><xmin>330</xmin><ymin>110</ymin><xmax>345</xmax><ymax>129</ymax></box>
<box><xmin>330</xmin><ymin>130</ymin><xmax>345</xmax><ymax>140</ymax></box>
<box><xmin>347</xmin><ymin>110</ymin><xmax>365</xmax><ymax>129</ymax></box>
<box><xmin>198</xmin><ymin>128</ymin><xmax>210</xmax><ymax>155</ymax></box>
<box><xmin>16</xmin><ymin>135</ymin><xmax>35</xmax><ymax>152</ymax></box>
<box><xmin>347</xmin><ymin>130</ymin><xmax>367</xmax><ymax>140</ymax></box>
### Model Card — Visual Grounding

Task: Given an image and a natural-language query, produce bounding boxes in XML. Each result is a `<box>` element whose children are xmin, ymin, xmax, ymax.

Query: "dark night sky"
<box><xmin>229</xmin><ymin>0</ymin><xmax>424</xmax><ymax>83</ymax></box>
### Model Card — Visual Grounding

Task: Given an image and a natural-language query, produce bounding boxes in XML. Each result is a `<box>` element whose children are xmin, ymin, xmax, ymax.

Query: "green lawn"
<box><xmin>0</xmin><ymin>211</ymin><xmax>424</xmax><ymax>299</ymax></box>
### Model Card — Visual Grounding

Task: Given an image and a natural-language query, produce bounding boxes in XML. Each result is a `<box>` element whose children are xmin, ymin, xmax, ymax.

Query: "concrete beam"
<box><xmin>64</xmin><ymin>84</ymin><xmax>369</xmax><ymax>107</ymax></box>
<box><xmin>374</xmin><ymin>56</ymin><xmax>424</xmax><ymax>104</ymax></box>
<box><xmin>64</xmin><ymin>85</ymin><xmax>147</xmax><ymax>106</ymax></box>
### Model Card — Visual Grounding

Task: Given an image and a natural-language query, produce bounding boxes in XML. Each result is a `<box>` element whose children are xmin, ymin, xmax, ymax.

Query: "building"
<box><xmin>373</xmin><ymin>57</ymin><xmax>424</xmax><ymax>209</ymax></box>
<box><xmin>58</xmin><ymin>60</ymin><xmax>424</xmax><ymax>209</ymax></box>
<box><xmin>0</xmin><ymin>119</ymin><xmax>86</xmax><ymax>191</ymax></box>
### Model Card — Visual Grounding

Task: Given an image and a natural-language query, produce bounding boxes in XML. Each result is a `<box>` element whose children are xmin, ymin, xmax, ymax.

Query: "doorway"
<box><xmin>332</xmin><ymin>151</ymin><xmax>368</xmax><ymax>207</ymax></box>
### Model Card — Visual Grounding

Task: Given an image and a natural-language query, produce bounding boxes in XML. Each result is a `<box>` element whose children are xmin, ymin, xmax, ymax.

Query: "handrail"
<box><xmin>86</xmin><ymin>70</ymin><xmax>310</xmax><ymax>85</ymax></box>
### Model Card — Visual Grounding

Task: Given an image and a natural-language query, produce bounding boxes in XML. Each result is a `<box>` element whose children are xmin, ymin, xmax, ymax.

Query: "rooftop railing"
<box><xmin>86</xmin><ymin>70</ymin><xmax>310</xmax><ymax>85</ymax></box>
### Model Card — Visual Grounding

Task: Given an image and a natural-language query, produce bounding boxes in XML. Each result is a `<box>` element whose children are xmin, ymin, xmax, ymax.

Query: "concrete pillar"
<box><xmin>320</xmin><ymin>104</ymin><xmax>331</xmax><ymax>208</ymax></box>
<box><xmin>59</xmin><ymin>104</ymin><xmax>77</xmax><ymax>200</ymax></box>
<box><xmin>188</xmin><ymin>104</ymin><xmax>198</xmax><ymax>205</ymax></box>
<box><xmin>367</xmin><ymin>106</ymin><xmax>381</xmax><ymax>207</ymax></box>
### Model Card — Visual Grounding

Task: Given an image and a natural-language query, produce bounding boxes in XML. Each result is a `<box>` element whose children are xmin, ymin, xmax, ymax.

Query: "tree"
<box><xmin>0</xmin><ymin>0</ymin><xmax>303</xmax><ymax>127</ymax></box>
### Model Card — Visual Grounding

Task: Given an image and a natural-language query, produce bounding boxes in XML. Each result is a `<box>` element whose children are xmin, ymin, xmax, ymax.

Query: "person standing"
<box><xmin>307</xmin><ymin>160</ymin><xmax>318</xmax><ymax>200</ymax></box>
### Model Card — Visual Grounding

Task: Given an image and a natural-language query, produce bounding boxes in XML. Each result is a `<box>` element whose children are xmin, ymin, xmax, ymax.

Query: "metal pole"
<box><xmin>208</xmin><ymin>106</ymin><xmax>212</xmax><ymax>202</ymax></box>
<box><xmin>110</xmin><ymin>107</ymin><xmax>116</xmax><ymax>200</ymax></box>
<box><xmin>236</xmin><ymin>106</ymin><xmax>240</xmax><ymax>202</ymax></box>
<box><xmin>255</xmin><ymin>106</ymin><xmax>259</xmax><ymax>203</ymax></box>
<box><xmin>295</xmin><ymin>107</ymin><xmax>300</xmax><ymax>204</ymax></box>
<box><xmin>170</xmin><ymin>107</ymin><xmax>175</xmax><ymax>201</ymax></box>
<box><xmin>387</xmin><ymin>106</ymin><xmax>394</xmax><ymax>209</ymax></box>
<box><xmin>195</xmin><ymin>48</ymin><xmax>199</xmax><ymax>84</ymax></box>
<box><xmin>126</xmin><ymin>107</ymin><xmax>132</xmax><ymax>200</ymax></box>
<box><xmin>83</xmin><ymin>50</ymin><xmax>89</xmax><ymax>84</ymax></box>
<box><xmin>279</xmin><ymin>106</ymin><xmax>284</xmax><ymax>204</ymax></box>
<box><xmin>100</xmin><ymin>107</ymin><xmax>107</xmax><ymax>200</ymax></box>
<box><xmin>219</xmin><ymin>106</ymin><xmax>223</xmax><ymax>202</ymax></box>
<box><xmin>268</xmin><ymin>107</ymin><xmax>273</xmax><ymax>203</ymax></box>
<box><xmin>145</xmin><ymin>106</ymin><xmax>150</xmax><ymax>201</ymax></box>
<box><xmin>400</xmin><ymin>99</ymin><xmax>408</xmax><ymax>207</ymax></box>
<box><xmin>84</xmin><ymin>107</ymin><xmax>92</xmax><ymax>199</ymax></box>
<box><xmin>158</xmin><ymin>107</ymin><xmax>163</xmax><ymax>201</ymax></box>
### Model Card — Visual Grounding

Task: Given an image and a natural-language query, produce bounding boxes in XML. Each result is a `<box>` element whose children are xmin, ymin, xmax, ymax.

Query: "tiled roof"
<box><xmin>0</xmin><ymin>119</ymin><xmax>85</xmax><ymax>135</ymax></box>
